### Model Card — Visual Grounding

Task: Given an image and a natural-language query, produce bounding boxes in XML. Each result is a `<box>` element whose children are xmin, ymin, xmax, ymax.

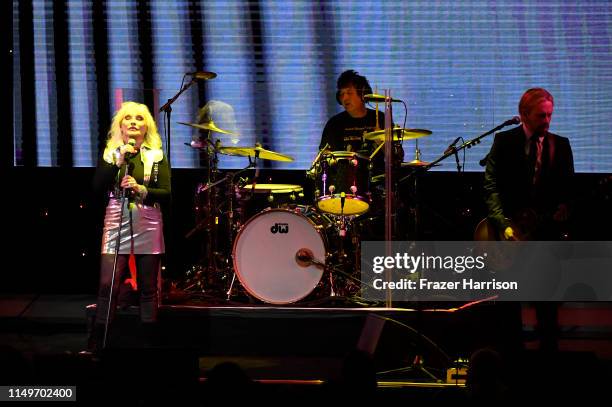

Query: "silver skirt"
<box><xmin>101</xmin><ymin>198</ymin><xmax>165</xmax><ymax>254</ymax></box>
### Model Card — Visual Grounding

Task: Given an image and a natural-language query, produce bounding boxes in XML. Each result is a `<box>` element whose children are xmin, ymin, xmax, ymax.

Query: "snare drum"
<box><xmin>232</xmin><ymin>208</ymin><xmax>329</xmax><ymax>304</ymax></box>
<box><xmin>236</xmin><ymin>183</ymin><xmax>303</xmax><ymax>220</ymax></box>
<box><xmin>314</xmin><ymin>151</ymin><xmax>371</xmax><ymax>215</ymax></box>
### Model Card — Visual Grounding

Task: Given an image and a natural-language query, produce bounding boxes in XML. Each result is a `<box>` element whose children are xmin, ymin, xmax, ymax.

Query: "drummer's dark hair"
<box><xmin>336</xmin><ymin>70</ymin><xmax>373</xmax><ymax>105</ymax></box>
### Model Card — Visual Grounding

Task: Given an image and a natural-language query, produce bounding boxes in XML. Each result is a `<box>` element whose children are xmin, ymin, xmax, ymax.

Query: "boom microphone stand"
<box><xmin>159</xmin><ymin>71</ymin><xmax>217</xmax><ymax>160</ymax></box>
<box><xmin>397</xmin><ymin>116</ymin><xmax>521</xmax><ymax>185</ymax></box>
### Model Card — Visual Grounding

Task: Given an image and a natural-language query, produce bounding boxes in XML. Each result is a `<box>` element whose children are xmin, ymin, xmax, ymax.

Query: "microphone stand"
<box><xmin>102</xmin><ymin>160</ymin><xmax>131</xmax><ymax>349</ymax></box>
<box><xmin>398</xmin><ymin>118</ymin><xmax>518</xmax><ymax>185</ymax></box>
<box><xmin>448</xmin><ymin>147</ymin><xmax>461</xmax><ymax>173</ymax></box>
<box><xmin>159</xmin><ymin>78</ymin><xmax>198</xmax><ymax>162</ymax></box>
<box><xmin>383</xmin><ymin>90</ymin><xmax>394</xmax><ymax>309</ymax></box>
<box><xmin>225</xmin><ymin>161</ymin><xmax>258</xmax><ymax>301</ymax></box>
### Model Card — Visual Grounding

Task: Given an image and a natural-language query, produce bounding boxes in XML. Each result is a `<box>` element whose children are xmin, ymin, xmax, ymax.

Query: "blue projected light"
<box><xmin>12</xmin><ymin>0</ymin><xmax>612</xmax><ymax>172</ymax></box>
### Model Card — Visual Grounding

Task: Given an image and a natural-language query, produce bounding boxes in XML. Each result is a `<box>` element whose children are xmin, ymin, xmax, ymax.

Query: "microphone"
<box><xmin>504</xmin><ymin>116</ymin><xmax>521</xmax><ymax>126</ymax></box>
<box><xmin>120</xmin><ymin>138</ymin><xmax>138</xmax><ymax>195</ymax></box>
<box><xmin>295</xmin><ymin>248</ymin><xmax>313</xmax><ymax>267</ymax></box>
<box><xmin>444</xmin><ymin>136</ymin><xmax>461</xmax><ymax>155</ymax></box>
<box><xmin>187</xmin><ymin>71</ymin><xmax>217</xmax><ymax>80</ymax></box>
<box><xmin>443</xmin><ymin>137</ymin><xmax>462</xmax><ymax>172</ymax></box>
<box><xmin>363</xmin><ymin>93</ymin><xmax>402</xmax><ymax>103</ymax></box>
<box><xmin>124</xmin><ymin>138</ymin><xmax>137</xmax><ymax>159</ymax></box>
<box><xmin>295</xmin><ymin>248</ymin><xmax>325</xmax><ymax>268</ymax></box>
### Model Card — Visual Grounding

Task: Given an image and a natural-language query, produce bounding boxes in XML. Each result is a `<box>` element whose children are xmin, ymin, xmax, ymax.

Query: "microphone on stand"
<box><xmin>504</xmin><ymin>116</ymin><xmax>521</xmax><ymax>126</ymax></box>
<box><xmin>363</xmin><ymin>93</ymin><xmax>402</xmax><ymax>103</ymax></box>
<box><xmin>444</xmin><ymin>137</ymin><xmax>461</xmax><ymax>155</ymax></box>
<box><xmin>295</xmin><ymin>248</ymin><xmax>313</xmax><ymax>267</ymax></box>
<box><xmin>295</xmin><ymin>248</ymin><xmax>325</xmax><ymax>268</ymax></box>
<box><xmin>453</xmin><ymin>148</ymin><xmax>461</xmax><ymax>172</ymax></box>
<box><xmin>443</xmin><ymin>137</ymin><xmax>462</xmax><ymax>172</ymax></box>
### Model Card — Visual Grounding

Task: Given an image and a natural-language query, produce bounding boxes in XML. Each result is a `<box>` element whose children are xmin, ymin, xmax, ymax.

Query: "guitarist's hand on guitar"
<box><xmin>504</xmin><ymin>226</ymin><xmax>516</xmax><ymax>241</ymax></box>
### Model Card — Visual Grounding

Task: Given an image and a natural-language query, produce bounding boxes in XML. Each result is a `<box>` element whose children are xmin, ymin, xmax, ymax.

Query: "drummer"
<box><xmin>319</xmin><ymin>70</ymin><xmax>404</xmax><ymax>176</ymax></box>
<box><xmin>319</xmin><ymin>69</ymin><xmax>383</xmax><ymax>154</ymax></box>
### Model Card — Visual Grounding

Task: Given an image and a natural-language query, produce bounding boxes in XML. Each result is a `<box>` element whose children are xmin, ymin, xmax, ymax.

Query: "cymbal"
<box><xmin>363</xmin><ymin>128</ymin><xmax>432</xmax><ymax>142</ymax></box>
<box><xmin>401</xmin><ymin>159</ymin><xmax>440</xmax><ymax>168</ymax></box>
<box><xmin>190</xmin><ymin>71</ymin><xmax>217</xmax><ymax>80</ymax></box>
<box><xmin>177</xmin><ymin>120</ymin><xmax>236</xmax><ymax>135</ymax></box>
<box><xmin>218</xmin><ymin>146</ymin><xmax>294</xmax><ymax>162</ymax></box>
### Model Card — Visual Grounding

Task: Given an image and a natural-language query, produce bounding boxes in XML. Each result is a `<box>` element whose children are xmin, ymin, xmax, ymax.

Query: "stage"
<box><xmin>2</xmin><ymin>294</ymin><xmax>611</xmax><ymax>404</ymax></box>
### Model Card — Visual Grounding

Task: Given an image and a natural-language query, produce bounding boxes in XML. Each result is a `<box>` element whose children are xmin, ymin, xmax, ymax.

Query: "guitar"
<box><xmin>474</xmin><ymin>208</ymin><xmax>570</xmax><ymax>241</ymax></box>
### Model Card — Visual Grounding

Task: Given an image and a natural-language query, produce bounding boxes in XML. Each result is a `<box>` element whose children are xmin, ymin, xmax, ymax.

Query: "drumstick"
<box><xmin>309</xmin><ymin>143</ymin><xmax>330</xmax><ymax>170</ymax></box>
<box><xmin>370</xmin><ymin>140</ymin><xmax>385</xmax><ymax>161</ymax></box>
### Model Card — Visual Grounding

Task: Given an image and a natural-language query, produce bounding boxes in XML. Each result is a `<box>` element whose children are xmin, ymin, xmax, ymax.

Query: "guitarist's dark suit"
<box><xmin>484</xmin><ymin>124</ymin><xmax>574</xmax><ymax>353</ymax></box>
<box><xmin>484</xmin><ymin>125</ymin><xmax>574</xmax><ymax>240</ymax></box>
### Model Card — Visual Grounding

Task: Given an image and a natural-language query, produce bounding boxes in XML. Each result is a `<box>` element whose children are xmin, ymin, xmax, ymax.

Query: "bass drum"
<box><xmin>232</xmin><ymin>208</ymin><xmax>328</xmax><ymax>304</ymax></box>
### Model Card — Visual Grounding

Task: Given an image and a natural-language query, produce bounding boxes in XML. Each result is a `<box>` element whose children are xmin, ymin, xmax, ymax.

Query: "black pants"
<box><xmin>95</xmin><ymin>254</ymin><xmax>160</xmax><ymax>325</ymax></box>
<box><xmin>534</xmin><ymin>301</ymin><xmax>559</xmax><ymax>351</ymax></box>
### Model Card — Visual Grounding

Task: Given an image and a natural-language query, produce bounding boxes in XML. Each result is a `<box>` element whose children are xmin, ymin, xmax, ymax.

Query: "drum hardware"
<box><xmin>403</xmin><ymin>139</ymin><xmax>437</xmax><ymax>168</ymax></box>
<box><xmin>183</xmin><ymin>135</ymin><xmax>260</xmax><ymax>296</ymax></box>
<box><xmin>371</xmin><ymin>146</ymin><xmax>440</xmax><ymax>183</ymax></box>
<box><xmin>313</xmin><ymin>151</ymin><xmax>371</xmax><ymax>216</ymax></box>
<box><xmin>186</xmin><ymin>135</ymin><xmax>300</xmax><ymax>301</ymax></box>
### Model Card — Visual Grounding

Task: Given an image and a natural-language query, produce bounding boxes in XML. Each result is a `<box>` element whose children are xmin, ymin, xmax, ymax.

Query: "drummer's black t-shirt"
<box><xmin>319</xmin><ymin>109</ymin><xmax>384</xmax><ymax>153</ymax></box>
<box><xmin>319</xmin><ymin>109</ymin><xmax>405</xmax><ymax>175</ymax></box>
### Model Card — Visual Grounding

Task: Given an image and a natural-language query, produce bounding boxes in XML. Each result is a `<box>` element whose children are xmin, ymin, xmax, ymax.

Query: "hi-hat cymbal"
<box><xmin>218</xmin><ymin>146</ymin><xmax>294</xmax><ymax>162</ymax></box>
<box><xmin>177</xmin><ymin>121</ymin><xmax>236</xmax><ymax>135</ymax></box>
<box><xmin>364</xmin><ymin>128</ymin><xmax>432</xmax><ymax>142</ymax></box>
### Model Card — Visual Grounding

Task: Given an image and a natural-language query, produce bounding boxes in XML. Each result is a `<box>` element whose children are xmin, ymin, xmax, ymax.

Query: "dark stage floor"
<box><xmin>1</xmin><ymin>294</ymin><xmax>612</xmax><ymax>404</ymax></box>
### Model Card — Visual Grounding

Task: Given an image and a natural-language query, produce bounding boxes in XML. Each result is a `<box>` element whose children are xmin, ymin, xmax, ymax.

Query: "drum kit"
<box><xmin>179</xmin><ymin>112</ymin><xmax>433</xmax><ymax>305</ymax></box>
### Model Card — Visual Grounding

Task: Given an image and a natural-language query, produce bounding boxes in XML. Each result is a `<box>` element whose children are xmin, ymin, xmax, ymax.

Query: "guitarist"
<box><xmin>483</xmin><ymin>88</ymin><xmax>575</xmax><ymax>353</ymax></box>
<box><xmin>484</xmin><ymin>88</ymin><xmax>574</xmax><ymax>241</ymax></box>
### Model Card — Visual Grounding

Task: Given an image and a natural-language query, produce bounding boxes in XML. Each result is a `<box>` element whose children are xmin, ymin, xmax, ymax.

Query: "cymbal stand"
<box><xmin>329</xmin><ymin>193</ymin><xmax>350</xmax><ymax>297</ymax></box>
<box><xmin>225</xmin><ymin>158</ymin><xmax>258</xmax><ymax>301</ymax></box>
<box><xmin>410</xmin><ymin>140</ymin><xmax>423</xmax><ymax>239</ymax></box>
<box><xmin>184</xmin><ymin>138</ymin><xmax>225</xmax><ymax>294</ymax></box>
<box><xmin>205</xmin><ymin>143</ymin><xmax>223</xmax><ymax>290</ymax></box>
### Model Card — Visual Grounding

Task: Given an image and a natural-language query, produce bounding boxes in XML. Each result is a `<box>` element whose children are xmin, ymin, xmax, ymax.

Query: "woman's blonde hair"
<box><xmin>106</xmin><ymin>101</ymin><xmax>162</xmax><ymax>150</ymax></box>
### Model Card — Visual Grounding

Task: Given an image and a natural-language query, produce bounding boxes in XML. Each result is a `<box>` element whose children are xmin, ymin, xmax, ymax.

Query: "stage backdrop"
<box><xmin>12</xmin><ymin>0</ymin><xmax>612</xmax><ymax>172</ymax></box>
